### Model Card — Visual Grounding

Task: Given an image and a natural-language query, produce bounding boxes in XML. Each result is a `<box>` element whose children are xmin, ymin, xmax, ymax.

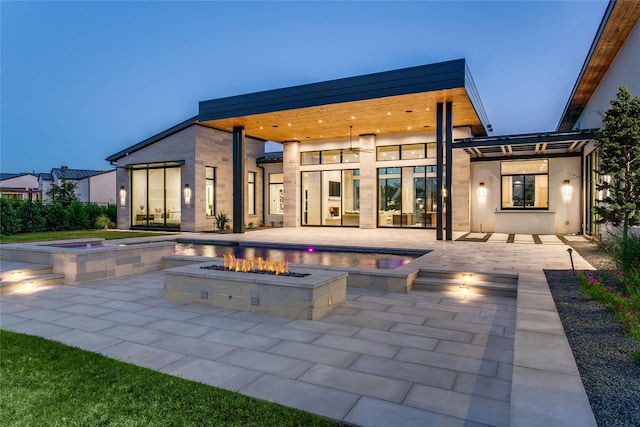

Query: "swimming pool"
<box><xmin>173</xmin><ymin>241</ymin><xmax>426</xmax><ymax>270</ymax></box>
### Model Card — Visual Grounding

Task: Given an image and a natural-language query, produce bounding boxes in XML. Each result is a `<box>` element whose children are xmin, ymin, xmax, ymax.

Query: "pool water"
<box><xmin>174</xmin><ymin>243</ymin><xmax>423</xmax><ymax>270</ymax></box>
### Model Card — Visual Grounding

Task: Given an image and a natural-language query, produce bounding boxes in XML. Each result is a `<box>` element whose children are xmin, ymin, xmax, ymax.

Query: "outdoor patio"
<box><xmin>0</xmin><ymin>228</ymin><xmax>597</xmax><ymax>426</ymax></box>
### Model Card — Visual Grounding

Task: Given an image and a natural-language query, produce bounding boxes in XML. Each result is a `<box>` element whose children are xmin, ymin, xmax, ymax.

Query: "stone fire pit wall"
<box><xmin>163</xmin><ymin>261</ymin><xmax>347</xmax><ymax>320</ymax></box>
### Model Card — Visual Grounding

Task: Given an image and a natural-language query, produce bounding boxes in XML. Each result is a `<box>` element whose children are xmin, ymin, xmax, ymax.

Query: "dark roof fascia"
<box><xmin>469</xmin><ymin>151</ymin><xmax>583</xmax><ymax>162</ymax></box>
<box><xmin>455</xmin><ymin>129</ymin><xmax>596</xmax><ymax>149</ymax></box>
<box><xmin>556</xmin><ymin>0</ymin><xmax>616</xmax><ymax>131</ymax></box>
<box><xmin>106</xmin><ymin>115</ymin><xmax>198</xmax><ymax>163</ymax></box>
<box><xmin>463</xmin><ymin>63</ymin><xmax>491</xmax><ymax>135</ymax></box>
<box><xmin>199</xmin><ymin>59</ymin><xmax>486</xmax><ymax>132</ymax></box>
<box><xmin>0</xmin><ymin>173</ymin><xmax>27</xmax><ymax>181</ymax></box>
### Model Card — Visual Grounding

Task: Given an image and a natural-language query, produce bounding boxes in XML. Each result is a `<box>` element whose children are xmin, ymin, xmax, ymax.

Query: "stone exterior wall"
<box><xmin>451</xmin><ymin>149</ymin><xmax>471</xmax><ymax>232</ymax></box>
<box><xmin>283</xmin><ymin>141</ymin><xmax>301</xmax><ymax>227</ymax></box>
<box><xmin>114</xmin><ymin>124</ymin><xmax>264</xmax><ymax>232</ymax></box>
<box><xmin>115</xmin><ymin>126</ymin><xmax>197</xmax><ymax>230</ymax></box>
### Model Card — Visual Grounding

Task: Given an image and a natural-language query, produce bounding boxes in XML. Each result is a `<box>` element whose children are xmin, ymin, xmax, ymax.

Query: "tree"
<box><xmin>46</xmin><ymin>180</ymin><xmax>79</xmax><ymax>208</ymax></box>
<box><xmin>594</xmin><ymin>86</ymin><xmax>640</xmax><ymax>242</ymax></box>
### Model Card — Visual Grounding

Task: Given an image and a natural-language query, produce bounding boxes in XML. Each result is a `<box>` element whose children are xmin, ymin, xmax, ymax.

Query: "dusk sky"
<box><xmin>1</xmin><ymin>0</ymin><xmax>608</xmax><ymax>174</ymax></box>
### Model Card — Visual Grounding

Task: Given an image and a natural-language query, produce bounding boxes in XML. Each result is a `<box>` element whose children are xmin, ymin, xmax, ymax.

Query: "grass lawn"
<box><xmin>0</xmin><ymin>330</ymin><xmax>338</xmax><ymax>426</ymax></box>
<box><xmin>0</xmin><ymin>230</ymin><xmax>174</xmax><ymax>244</ymax></box>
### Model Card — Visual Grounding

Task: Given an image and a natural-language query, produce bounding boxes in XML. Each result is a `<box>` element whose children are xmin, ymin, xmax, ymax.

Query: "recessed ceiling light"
<box><xmin>387</xmin><ymin>112</ymin><xmax>391</xmax><ymax>116</ymax></box>
<box><xmin>351</xmin><ymin>115</ymin><xmax>356</xmax><ymax>120</ymax></box>
<box><xmin>260</xmin><ymin>126</ymin><xmax>263</xmax><ymax>129</ymax></box>
<box><xmin>426</xmin><ymin>108</ymin><xmax>430</xmax><ymax>111</ymax></box>
<box><xmin>376</xmin><ymin>129</ymin><xmax>380</xmax><ymax>133</ymax></box>
<box><xmin>288</xmin><ymin>123</ymin><xmax>291</xmax><ymax>127</ymax></box>
<box><xmin>318</xmin><ymin>119</ymin><xmax>323</xmax><ymax>123</ymax></box>
<box><xmin>408</xmin><ymin>126</ymin><xmax>412</xmax><ymax>130</ymax></box>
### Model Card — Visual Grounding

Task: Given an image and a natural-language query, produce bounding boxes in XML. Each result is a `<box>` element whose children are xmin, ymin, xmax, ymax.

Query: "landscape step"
<box><xmin>413</xmin><ymin>269</ymin><xmax>518</xmax><ymax>297</ymax></box>
<box><xmin>0</xmin><ymin>272</ymin><xmax>65</xmax><ymax>295</ymax></box>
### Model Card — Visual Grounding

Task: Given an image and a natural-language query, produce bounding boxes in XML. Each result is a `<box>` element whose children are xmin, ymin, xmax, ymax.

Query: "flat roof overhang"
<box><xmin>557</xmin><ymin>0</ymin><xmax>640</xmax><ymax>131</ymax></box>
<box><xmin>198</xmin><ymin>59</ymin><xmax>490</xmax><ymax>142</ymax></box>
<box><xmin>456</xmin><ymin>129</ymin><xmax>596</xmax><ymax>159</ymax></box>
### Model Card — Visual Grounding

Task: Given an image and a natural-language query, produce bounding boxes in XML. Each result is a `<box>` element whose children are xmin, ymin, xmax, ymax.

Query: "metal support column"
<box><xmin>232</xmin><ymin>126</ymin><xmax>245</xmax><ymax>234</ymax></box>
<box><xmin>436</xmin><ymin>103</ymin><xmax>444</xmax><ymax>241</ymax></box>
<box><xmin>445</xmin><ymin>101</ymin><xmax>453</xmax><ymax>241</ymax></box>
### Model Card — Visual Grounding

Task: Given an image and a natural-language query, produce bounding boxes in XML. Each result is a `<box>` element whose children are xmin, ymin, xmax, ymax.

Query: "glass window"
<box><xmin>248</xmin><ymin>171</ymin><xmax>256</xmax><ymax>215</ymax></box>
<box><xmin>131</xmin><ymin>166</ymin><xmax>181</xmax><ymax>227</ymax></box>
<box><xmin>501</xmin><ymin>160</ymin><xmax>548</xmax><ymax>209</ymax></box>
<box><xmin>301</xmin><ymin>151</ymin><xmax>320</xmax><ymax>165</ymax></box>
<box><xmin>426</xmin><ymin>143</ymin><xmax>436</xmax><ymax>158</ymax></box>
<box><xmin>321</xmin><ymin>150</ymin><xmax>341</xmax><ymax>164</ymax></box>
<box><xmin>342</xmin><ymin>150</ymin><xmax>359</xmax><ymax>164</ymax></box>
<box><xmin>269</xmin><ymin>173</ymin><xmax>284</xmax><ymax>215</ymax></box>
<box><xmin>377</xmin><ymin>146</ymin><xmax>399</xmax><ymax>161</ymax></box>
<box><xmin>401</xmin><ymin>144</ymin><xmax>425</xmax><ymax>160</ymax></box>
<box><xmin>302</xmin><ymin>171</ymin><xmax>321</xmax><ymax>225</ymax></box>
<box><xmin>206</xmin><ymin>166</ymin><xmax>215</xmax><ymax>216</ymax></box>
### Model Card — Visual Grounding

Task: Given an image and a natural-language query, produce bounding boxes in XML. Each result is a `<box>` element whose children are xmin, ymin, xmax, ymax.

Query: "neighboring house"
<box><xmin>107</xmin><ymin>0</ymin><xmax>638</xmax><ymax>238</ymax></box>
<box><xmin>0</xmin><ymin>173</ymin><xmax>40</xmax><ymax>200</ymax></box>
<box><xmin>49</xmin><ymin>166</ymin><xmax>116</xmax><ymax>205</ymax></box>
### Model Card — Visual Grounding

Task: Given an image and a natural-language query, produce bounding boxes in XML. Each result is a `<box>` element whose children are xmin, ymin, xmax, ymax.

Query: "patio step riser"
<box><xmin>0</xmin><ymin>266</ymin><xmax>54</xmax><ymax>282</ymax></box>
<box><xmin>413</xmin><ymin>270</ymin><xmax>518</xmax><ymax>297</ymax></box>
<box><xmin>0</xmin><ymin>273</ymin><xmax>65</xmax><ymax>295</ymax></box>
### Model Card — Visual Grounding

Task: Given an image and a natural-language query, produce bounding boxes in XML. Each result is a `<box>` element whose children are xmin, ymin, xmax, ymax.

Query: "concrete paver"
<box><xmin>0</xmin><ymin>228</ymin><xmax>597</xmax><ymax>427</ymax></box>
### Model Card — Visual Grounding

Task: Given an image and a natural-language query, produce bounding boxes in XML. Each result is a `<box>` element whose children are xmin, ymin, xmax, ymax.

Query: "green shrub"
<box><xmin>0</xmin><ymin>198</ymin><xmax>22</xmax><ymax>235</ymax></box>
<box><xmin>82</xmin><ymin>202</ymin><xmax>103</xmax><ymax>228</ymax></box>
<box><xmin>17</xmin><ymin>200</ymin><xmax>46</xmax><ymax>233</ymax></box>
<box><xmin>65</xmin><ymin>201</ymin><xmax>90</xmax><ymax>230</ymax></box>
<box><xmin>43</xmin><ymin>202</ymin><xmax>66</xmax><ymax>231</ymax></box>
<box><xmin>604</xmin><ymin>232</ymin><xmax>640</xmax><ymax>273</ymax></box>
<box><xmin>95</xmin><ymin>214</ymin><xmax>115</xmax><ymax>229</ymax></box>
<box><xmin>104</xmin><ymin>204</ymin><xmax>116</xmax><ymax>224</ymax></box>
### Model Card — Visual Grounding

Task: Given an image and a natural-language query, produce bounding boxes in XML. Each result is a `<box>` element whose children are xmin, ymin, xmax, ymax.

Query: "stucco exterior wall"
<box><xmin>470</xmin><ymin>156</ymin><xmax>582</xmax><ymax>234</ymax></box>
<box><xmin>0</xmin><ymin>174</ymin><xmax>39</xmax><ymax>199</ymax></box>
<box><xmin>575</xmin><ymin>20</ymin><xmax>640</xmax><ymax>130</ymax></box>
<box><xmin>85</xmin><ymin>170</ymin><xmax>116</xmax><ymax>205</ymax></box>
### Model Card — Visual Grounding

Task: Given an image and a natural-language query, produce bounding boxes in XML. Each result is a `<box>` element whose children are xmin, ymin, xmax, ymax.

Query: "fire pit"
<box><xmin>164</xmin><ymin>258</ymin><xmax>347</xmax><ymax>320</ymax></box>
<box><xmin>200</xmin><ymin>254</ymin><xmax>310</xmax><ymax>278</ymax></box>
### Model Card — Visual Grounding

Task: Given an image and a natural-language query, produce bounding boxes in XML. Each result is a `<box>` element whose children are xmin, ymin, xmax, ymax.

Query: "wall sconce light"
<box><xmin>119</xmin><ymin>186</ymin><xmax>126</xmax><ymax>206</ymax></box>
<box><xmin>563</xmin><ymin>180</ymin><xmax>571</xmax><ymax>196</ymax></box>
<box><xmin>478</xmin><ymin>182</ymin><xmax>486</xmax><ymax>198</ymax></box>
<box><xmin>183</xmin><ymin>184</ymin><xmax>192</xmax><ymax>205</ymax></box>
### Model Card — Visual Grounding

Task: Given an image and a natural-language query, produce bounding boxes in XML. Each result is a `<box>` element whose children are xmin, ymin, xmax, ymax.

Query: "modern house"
<box><xmin>1</xmin><ymin>167</ymin><xmax>116</xmax><ymax>205</ymax></box>
<box><xmin>48</xmin><ymin>166</ymin><xmax>116</xmax><ymax>206</ymax></box>
<box><xmin>107</xmin><ymin>0</ymin><xmax>639</xmax><ymax>239</ymax></box>
<box><xmin>0</xmin><ymin>173</ymin><xmax>40</xmax><ymax>200</ymax></box>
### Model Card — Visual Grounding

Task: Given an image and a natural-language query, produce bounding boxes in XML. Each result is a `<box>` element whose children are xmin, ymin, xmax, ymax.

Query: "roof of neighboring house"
<box><xmin>51</xmin><ymin>168</ymin><xmax>109</xmax><ymax>180</ymax></box>
<box><xmin>39</xmin><ymin>173</ymin><xmax>53</xmax><ymax>180</ymax></box>
<box><xmin>0</xmin><ymin>173</ymin><xmax>22</xmax><ymax>181</ymax></box>
<box><xmin>0</xmin><ymin>172</ymin><xmax>39</xmax><ymax>181</ymax></box>
<box><xmin>557</xmin><ymin>0</ymin><xmax>640</xmax><ymax>131</ymax></box>
<box><xmin>455</xmin><ymin>129</ymin><xmax>596</xmax><ymax>159</ymax></box>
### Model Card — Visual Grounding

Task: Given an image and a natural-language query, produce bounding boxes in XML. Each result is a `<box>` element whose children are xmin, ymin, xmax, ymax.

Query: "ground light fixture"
<box><xmin>563</xmin><ymin>179</ymin><xmax>571</xmax><ymax>196</ymax></box>
<box><xmin>460</xmin><ymin>273</ymin><xmax>472</xmax><ymax>294</ymax></box>
<box><xmin>183</xmin><ymin>184</ymin><xmax>192</xmax><ymax>205</ymax></box>
<box><xmin>119</xmin><ymin>186</ymin><xmax>126</xmax><ymax>206</ymax></box>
